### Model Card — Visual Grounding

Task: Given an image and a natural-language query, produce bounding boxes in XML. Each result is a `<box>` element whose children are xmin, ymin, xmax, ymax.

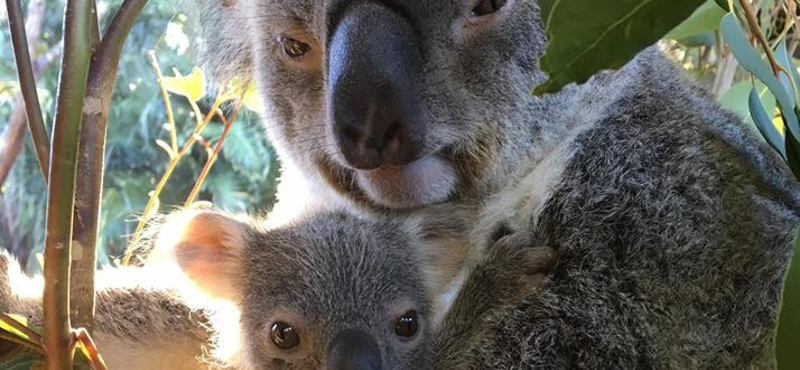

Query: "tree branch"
<box><xmin>0</xmin><ymin>44</ymin><xmax>63</xmax><ymax>187</ymax></box>
<box><xmin>71</xmin><ymin>0</ymin><xmax>150</xmax><ymax>334</ymax></box>
<box><xmin>43</xmin><ymin>0</ymin><xmax>93</xmax><ymax>368</ymax></box>
<box><xmin>5</xmin><ymin>0</ymin><xmax>50</xmax><ymax>180</ymax></box>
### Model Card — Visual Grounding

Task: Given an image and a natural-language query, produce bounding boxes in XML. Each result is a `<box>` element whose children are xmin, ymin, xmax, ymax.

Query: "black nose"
<box><xmin>328</xmin><ymin>3</ymin><xmax>427</xmax><ymax>170</ymax></box>
<box><xmin>327</xmin><ymin>329</ymin><xmax>382</xmax><ymax>370</ymax></box>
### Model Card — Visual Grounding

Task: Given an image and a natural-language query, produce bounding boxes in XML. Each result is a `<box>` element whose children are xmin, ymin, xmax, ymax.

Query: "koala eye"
<box><xmin>271</xmin><ymin>321</ymin><xmax>301</xmax><ymax>349</ymax></box>
<box><xmin>394</xmin><ymin>310</ymin><xmax>420</xmax><ymax>339</ymax></box>
<box><xmin>471</xmin><ymin>0</ymin><xmax>507</xmax><ymax>17</ymax></box>
<box><xmin>279</xmin><ymin>35</ymin><xmax>311</xmax><ymax>58</ymax></box>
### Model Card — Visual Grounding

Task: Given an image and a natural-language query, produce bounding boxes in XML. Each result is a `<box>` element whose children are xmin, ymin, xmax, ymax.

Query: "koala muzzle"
<box><xmin>328</xmin><ymin>3</ymin><xmax>427</xmax><ymax>171</ymax></box>
<box><xmin>327</xmin><ymin>329</ymin><xmax>383</xmax><ymax>370</ymax></box>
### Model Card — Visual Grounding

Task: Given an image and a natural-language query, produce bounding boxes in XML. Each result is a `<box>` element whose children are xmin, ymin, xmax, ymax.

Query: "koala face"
<box><xmin>239</xmin><ymin>215</ymin><xmax>430</xmax><ymax>370</ymax></box>
<box><xmin>170</xmin><ymin>210</ymin><xmax>431</xmax><ymax>370</ymax></box>
<box><xmin>213</xmin><ymin>0</ymin><xmax>548</xmax><ymax>210</ymax></box>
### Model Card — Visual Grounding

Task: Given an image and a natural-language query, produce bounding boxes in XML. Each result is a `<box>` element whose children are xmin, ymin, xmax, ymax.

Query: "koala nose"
<box><xmin>328</xmin><ymin>3</ymin><xmax>427</xmax><ymax>171</ymax></box>
<box><xmin>327</xmin><ymin>329</ymin><xmax>383</xmax><ymax>370</ymax></box>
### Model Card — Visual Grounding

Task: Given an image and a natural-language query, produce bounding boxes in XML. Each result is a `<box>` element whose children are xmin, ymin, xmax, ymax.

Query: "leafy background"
<box><xmin>0</xmin><ymin>0</ymin><xmax>279</xmax><ymax>273</ymax></box>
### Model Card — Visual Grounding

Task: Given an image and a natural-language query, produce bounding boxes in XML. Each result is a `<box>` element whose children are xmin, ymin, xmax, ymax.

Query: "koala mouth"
<box><xmin>354</xmin><ymin>154</ymin><xmax>457</xmax><ymax>209</ymax></box>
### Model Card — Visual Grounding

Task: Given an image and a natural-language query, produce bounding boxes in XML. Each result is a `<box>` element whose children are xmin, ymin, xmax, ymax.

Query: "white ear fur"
<box><xmin>158</xmin><ymin>210</ymin><xmax>246</xmax><ymax>302</ymax></box>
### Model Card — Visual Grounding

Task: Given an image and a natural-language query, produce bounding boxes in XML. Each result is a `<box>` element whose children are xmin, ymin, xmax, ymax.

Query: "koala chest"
<box><xmin>427</xmin><ymin>137</ymin><xmax>580</xmax><ymax>323</ymax></box>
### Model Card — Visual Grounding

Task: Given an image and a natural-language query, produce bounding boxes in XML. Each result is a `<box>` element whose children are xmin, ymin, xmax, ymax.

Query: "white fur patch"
<box><xmin>357</xmin><ymin>154</ymin><xmax>457</xmax><ymax>209</ymax></box>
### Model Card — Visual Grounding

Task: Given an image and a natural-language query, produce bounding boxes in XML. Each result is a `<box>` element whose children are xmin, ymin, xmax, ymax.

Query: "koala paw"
<box><xmin>483</xmin><ymin>231</ymin><xmax>557</xmax><ymax>299</ymax></box>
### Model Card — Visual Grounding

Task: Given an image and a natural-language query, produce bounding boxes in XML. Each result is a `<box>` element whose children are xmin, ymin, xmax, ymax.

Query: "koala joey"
<box><xmin>162</xmin><ymin>207</ymin><xmax>555</xmax><ymax>370</ymax></box>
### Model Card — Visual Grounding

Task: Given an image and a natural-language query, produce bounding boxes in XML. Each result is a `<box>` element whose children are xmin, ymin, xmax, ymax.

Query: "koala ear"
<box><xmin>159</xmin><ymin>209</ymin><xmax>247</xmax><ymax>302</ymax></box>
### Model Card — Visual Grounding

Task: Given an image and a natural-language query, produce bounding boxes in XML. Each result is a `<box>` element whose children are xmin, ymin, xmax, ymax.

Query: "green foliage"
<box><xmin>719</xmin><ymin>81</ymin><xmax>775</xmax><ymax>128</ymax></box>
<box><xmin>534</xmin><ymin>0</ymin><xmax>705</xmax><ymax>94</ymax></box>
<box><xmin>665</xmin><ymin>1</ymin><xmax>727</xmax><ymax>41</ymax></box>
<box><xmin>777</xmin><ymin>232</ymin><xmax>800</xmax><ymax>369</ymax></box>
<box><xmin>0</xmin><ymin>1</ymin><xmax>279</xmax><ymax>270</ymax></box>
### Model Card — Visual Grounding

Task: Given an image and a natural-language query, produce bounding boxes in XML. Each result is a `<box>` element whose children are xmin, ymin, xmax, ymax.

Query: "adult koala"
<box><xmin>200</xmin><ymin>0</ymin><xmax>800</xmax><ymax>368</ymax></box>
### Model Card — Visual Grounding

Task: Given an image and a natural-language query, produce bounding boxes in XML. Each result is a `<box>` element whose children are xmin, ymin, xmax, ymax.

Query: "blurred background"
<box><xmin>0</xmin><ymin>0</ymin><xmax>279</xmax><ymax>272</ymax></box>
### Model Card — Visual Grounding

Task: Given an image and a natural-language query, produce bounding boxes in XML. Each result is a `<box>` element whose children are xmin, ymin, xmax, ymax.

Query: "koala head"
<box><xmin>199</xmin><ymin>0</ymin><xmax>551</xmax><ymax>211</ymax></box>
<box><xmin>166</xmin><ymin>209</ymin><xmax>431</xmax><ymax>370</ymax></box>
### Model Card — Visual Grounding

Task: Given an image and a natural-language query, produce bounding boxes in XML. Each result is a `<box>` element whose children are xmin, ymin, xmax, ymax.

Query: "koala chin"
<box><xmin>354</xmin><ymin>155</ymin><xmax>458</xmax><ymax>209</ymax></box>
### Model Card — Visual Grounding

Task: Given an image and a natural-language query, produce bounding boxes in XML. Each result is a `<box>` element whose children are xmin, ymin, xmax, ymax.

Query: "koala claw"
<box><xmin>485</xmin><ymin>232</ymin><xmax>557</xmax><ymax>299</ymax></box>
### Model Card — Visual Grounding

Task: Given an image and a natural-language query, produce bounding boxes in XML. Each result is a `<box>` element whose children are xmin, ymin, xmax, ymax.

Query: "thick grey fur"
<box><xmin>195</xmin><ymin>0</ymin><xmax>800</xmax><ymax>368</ymax></box>
<box><xmin>162</xmin><ymin>208</ymin><xmax>551</xmax><ymax>370</ymax></box>
<box><xmin>0</xmin><ymin>251</ymin><xmax>211</xmax><ymax>370</ymax></box>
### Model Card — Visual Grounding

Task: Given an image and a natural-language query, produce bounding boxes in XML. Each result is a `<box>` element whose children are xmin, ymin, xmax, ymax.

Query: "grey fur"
<box><xmin>161</xmin><ymin>208</ymin><xmax>553</xmax><ymax>370</ymax></box>
<box><xmin>201</xmin><ymin>0</ymin><xmax>800</xmax><ymax>368</ymax></box>
<box><xmin>0</xmin><ymin>251</ymin><xmax>212</xmax><ymax>370</ymax></box>
<box><xmin>168</xmin><ymin>209</ymin><xmax>436</xmax><ymax>369</ymax></box>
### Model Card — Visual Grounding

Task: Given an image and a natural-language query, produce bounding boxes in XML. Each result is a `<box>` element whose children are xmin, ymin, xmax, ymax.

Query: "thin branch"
<box><xmin>737</xmin><ymin>0</ymin><xmax>783</xmax><ymax>76</ymax></box>
<box><xmin>148</xmin><ymin>52</ymin><xmax>178</xmax><ymax>155</ymax></box>
<box><xmin>0</xmin><ymin>97</ymin><xmax>27</xmax><ymax>187</ymax></box>
<box><xmin>72</xmin><ymin>328</ymin><xmax>108</xmax><ymax>370</ymax></box>
<box><xmin>0</xmin><ymin>44</ymin><xmax>63</xmax><ymax>187</ymax></box>
<box><xmin>44</xmin><ymin>0</ymin><xmax>93</xmax><ymax>368</ymax></box>
<box><xmin>93</xmin><ymin>0</ymin><xmax>149</xmax><ymax>80</ymax></box>
<box><xmin>5</xmin><ymin>0</ymin><xmax>50</xmax><ymax>180</ymax></box>
<box><xmin>185</xmin><ymin>101</ymin><xmax>245</xmax><ymax>205</ymax></box>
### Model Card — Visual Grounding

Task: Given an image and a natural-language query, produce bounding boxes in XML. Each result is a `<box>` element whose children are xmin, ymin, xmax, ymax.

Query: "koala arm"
<box><xmin>0</xmin><ymin>252</ymin><xmax>212</xmax><ymax>370</ymax></box>
<box><xmin>432</xmin><ymin>233</ymin><xmax>556</xmax><ymax>369</ymax></box>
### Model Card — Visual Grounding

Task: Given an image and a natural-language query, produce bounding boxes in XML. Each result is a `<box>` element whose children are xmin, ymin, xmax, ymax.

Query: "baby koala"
<box><xmin>162</xmin><ymin>208</ymin><xmax>556</xmax><ymax>370</ymax></box>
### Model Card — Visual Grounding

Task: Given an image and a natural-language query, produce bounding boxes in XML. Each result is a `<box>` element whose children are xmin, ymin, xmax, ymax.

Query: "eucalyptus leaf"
<box><xmin>666</xmin><ymin>1</ymin><xmax>726</xmax><ymax>40</ymax></box>
<box><xmin>774</xmin><ymin>40</ymin><xmax>800</xmax><ymax>106</ymax></box>
<box><xmin>774</xmin><ymin>41</ymin><xmax>797</xmax><ymax>107</ymax></box>
<box><xmin>161</xmin><ymin>67</ymin><xmax>206</xmax><ymax>102</ymax></box>
<box><xmin>720</xmin><ymin>14</ymin><xmax>793</xmax><ymax>110</ymax></box>
<box><xmin>675</xmin><ymin>33</ymin><xmax>716</xmax><ymax>48</ymax></box>
<box><xmin>784</xmin><ymin>124</ymin><xmax>800</xmax><ymax>179</ymax></box>
<box><xmin>749</xmin><ymin>87</ymin><xmax>785</xmax><ymax>157</ymax></box>
<box><xmin>720</xmin><ymin>80</ymin><xmax>776</xmax><ymax>127</ymax></box>
<box><xmin>534</xmin><ymin>0</ymin><xmax>705</xmax><ymax>94</ymax></box>
<box><xmin>720</xmin><ymin>14</ymin><xmax>800</xmax><ymax>143</ymax></box>
<box><xmin>776</xmin><ymin>228</ymin><xmax>800</xmax><ymax>370</ymax></box>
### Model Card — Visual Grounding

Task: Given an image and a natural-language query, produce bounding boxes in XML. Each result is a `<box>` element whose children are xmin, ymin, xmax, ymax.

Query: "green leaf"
<box><xmin>713</xmin><ymin>0</ymin><xmax>729</xmax><ymax>11</ymax></box>
<box><xmin>720</xmin><ymin>14</ymin><xmax>794</xmax><ymax>111</ymax></box>
<box><xmin>720</xmin><ymin>14</ymin><xmax>800</xmax><ymax>144</ymax></box>
<box><xmin>534</xmin><ymin>0</ymin><xmax>705</xmax><ymax>94</ymax></box>
<box><xmin>720</xmin><ymin>80</ymin><xmax>776</xmax><ymax>126</ymax></box>
<box><xmin>666</xmin><ymin>0</ymin><xmax>727</xmax><ymax>40</ymax></box>
<box><xmin>785</xmin><ymin>124</ymin><xmax>800</xmax><ymax>179</ymax></box>
<box><xmin>161</xmin><ymin>67</ymin><xmax>206</xmax><ymax>102</ymax></box>
<box><xmin>0</xmin><ymin>353</ymin><xmax>39</xmax><ymax>370</ymax></box>
<box><xmin>749</xmin><ymin>87</ymin><xmax>785</xmax><ymax>158</ymax></box>
<box><xmin>674</xmin><ymin>33</ymin><xmax>716</xmax><ymax>48</ymax></box>
<box><xmin>0</xmin><ymin>315</ymin><xmax>35</xmax><ymax>345</ymax></box>
<box><xmin>774</xmin><ymin>41</ymin><xmax>798</xmax><ymax>107</ymax></box>
<box><xmin>776</xmin><ymin>228</ymin><xmax>800</xmax><ymax>370</ymax></box>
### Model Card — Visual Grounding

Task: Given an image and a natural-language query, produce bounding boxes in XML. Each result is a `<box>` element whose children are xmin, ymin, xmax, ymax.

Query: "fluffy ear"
<box><xmin>158</xmin><ymin>209</ymin><xmax>247</xmax><ymax>302</ymax></box>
